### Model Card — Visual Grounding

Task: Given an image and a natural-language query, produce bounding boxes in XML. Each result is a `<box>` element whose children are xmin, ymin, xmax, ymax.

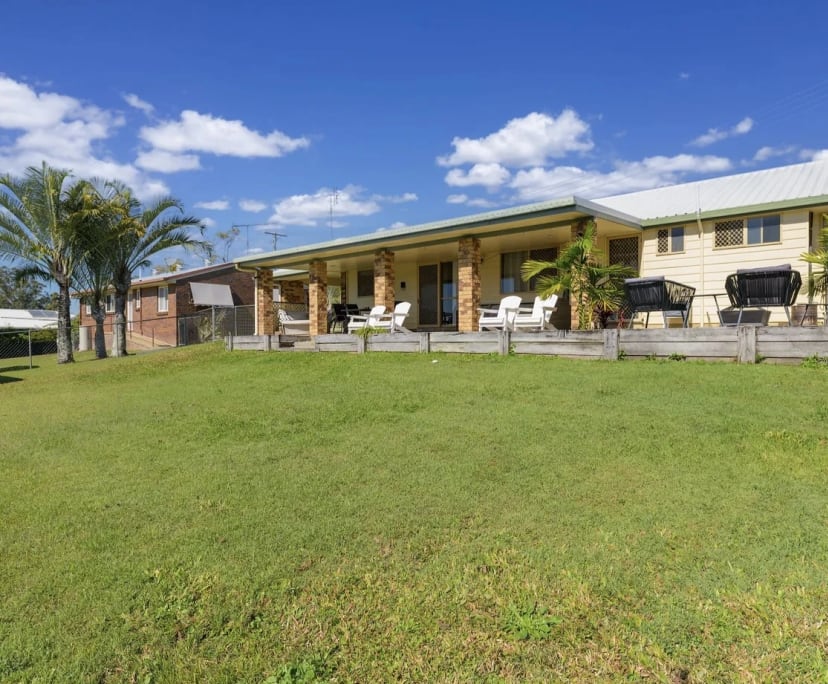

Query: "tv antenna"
<box><xmin>231</xmin><ymin>223</ymin><xmax>284</xmax><ymax>253</ymax></box>
<box><xmin>264</xmin><ymin>230</ymin><xmax>286</xmax><ymax>250</ymax></box>
<box><xmin>329</xmin><ymin>188</ymin><xmax>339</xmax><ymax>239</ymax></box>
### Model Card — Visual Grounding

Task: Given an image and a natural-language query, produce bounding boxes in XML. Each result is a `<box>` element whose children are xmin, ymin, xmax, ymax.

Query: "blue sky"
<box><xmin>3</xmin><ymin>1</ymin><xmax>828</xmax><ymax>268</ymax></box>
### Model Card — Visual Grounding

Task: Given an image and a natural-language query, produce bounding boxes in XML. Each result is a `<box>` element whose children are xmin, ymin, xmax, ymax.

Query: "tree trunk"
<box><xmin>56</xmin><ymin>279</ymin><xmax>74</xmax><ymax>364</ymax></box>
<box><xmin>91</xmin><ymin>305</ymin><xmax>107</xmax><ymax>359</ymax></box>
<box><xmin>112</xmin><ymin>289</ymin><xmax>128</xmax><ymax>357</ymax></box>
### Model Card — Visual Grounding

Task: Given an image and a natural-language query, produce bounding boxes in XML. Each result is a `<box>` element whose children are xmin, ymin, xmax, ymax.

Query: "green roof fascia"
<box><xmin>639</xmin><ymin>195</ymin><xmax>828</xmax><ymax>228</ymax></box>
<box><xmin>234</xmin><ymin>197</ymin><xmax>643</xmax><ymax>269</ymax></box>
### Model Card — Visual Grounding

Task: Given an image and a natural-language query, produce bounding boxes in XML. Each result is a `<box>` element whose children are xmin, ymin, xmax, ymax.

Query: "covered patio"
<box><xmin>233</xmin><ymin>198</ymin><xmax>642</xmax><ymax>336</ymax></box>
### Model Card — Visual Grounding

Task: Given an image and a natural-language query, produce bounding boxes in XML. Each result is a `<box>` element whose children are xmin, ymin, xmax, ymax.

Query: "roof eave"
<box><xmin>639</xmin><ymin>195</ymin><xmax>828</xmax><ymax>227</ymax></box>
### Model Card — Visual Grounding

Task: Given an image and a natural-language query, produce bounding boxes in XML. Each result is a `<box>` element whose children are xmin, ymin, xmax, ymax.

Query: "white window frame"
<box><xmin>158</xmin><ymin>285</ymin><xmax>169</xmax><ymax>313</ymax></box>
<box><xmin>657</xmin><ymin>227</ymin><xmax>685</xmax><ymax>254</ymax></box>
<box><xmin>714</xmin><ymin>214</ymin><xmax>781</xmax><ymax>249</ymax></box>
<box><xmin>135</xmin><ymin>288</ymin><xmax>141</xmax><ymax>310</ymax></box>
<box><xmin>105</xmin><ymin>293</ymin><xmax>115</xmax><ymax>313</ymax></box>
<box><xmin>84</xmin><ymin>301</ymin><xmax>91</xmax><ymax>315</ymax></box>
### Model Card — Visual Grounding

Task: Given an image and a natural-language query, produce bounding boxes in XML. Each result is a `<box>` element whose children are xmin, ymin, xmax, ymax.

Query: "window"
<box><xmin>714</xmin><ymin>215</ymin><xmax>780</xmax><ymax>247</ymax></box>
<box><xmin>656</xmin><ymin>227</ymin><xmax>684</xmax><ymax>254</ymax></box>
<box><xmin>158</xmin><ymin>286</ymin><xmax>169</xmax><ymax>312</ymax></box>
<box><xmin>84</xmin><ymin>300</ymin><xmax>91</xmax><ymax>315</ymax></box>
<box><xmin>501</xmin><ymin>247</ymin><xmax>557</xmax><ymax>293</ymax></box>
<box><xmin>135</xmin><ymin>288</ymin><xmax>141</xmax><ymax>310</ymax></box>
<box><xmin>105</xmin><ymin>294</ymin><xmax>115</xmax><ymax>313</ymax></box>
<box><xmin>357</xmin><ymin>269</ymin><xmax>373</xmax><ymax>297</ymax></box>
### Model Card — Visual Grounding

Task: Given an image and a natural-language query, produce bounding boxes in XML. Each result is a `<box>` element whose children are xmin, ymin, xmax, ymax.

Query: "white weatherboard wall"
<box><xmin>639</xmin><ymin>209</ymin><xmax>814</xmax><ymax>327</ymax></box>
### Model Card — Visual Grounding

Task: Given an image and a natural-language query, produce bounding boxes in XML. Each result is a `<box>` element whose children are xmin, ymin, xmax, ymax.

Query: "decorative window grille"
<box><xmin>657</xmin><ymin>229</ymin><xmax>669</xmax><ymax>254</ymax></box>
<box><xmin>714</xmin><ymin>219</ymin><xmax>744</xmax><ymax>247</ymax></box>
<box><xmin>608</xmin><ymin>237</ymin><xmax>639</xmax><ymax>270</ymax></box>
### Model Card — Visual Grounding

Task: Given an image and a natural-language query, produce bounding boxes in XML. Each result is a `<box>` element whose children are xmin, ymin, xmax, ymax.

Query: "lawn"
<box><xmin>2</xmin><ymin>345</ymin><xmax>828</xmax><ymax>682</ymax></box>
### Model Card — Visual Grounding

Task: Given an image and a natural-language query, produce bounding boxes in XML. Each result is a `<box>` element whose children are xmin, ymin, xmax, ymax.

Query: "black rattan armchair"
<box><xmin>623</xmin><ymin>276</ymin><xmax>696</xmax><ymax>328</ymax></box>
<box><xmin>723</xmin><ymin>264</ymin><xmax>802</xmax><ymax>326</ymax></box>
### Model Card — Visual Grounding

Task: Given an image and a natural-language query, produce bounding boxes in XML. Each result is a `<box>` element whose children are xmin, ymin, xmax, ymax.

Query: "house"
<box><xmin>77</xmin><ymin>262</ymin><xmax>256</xmax><ymax>348</ymax></box>
<box><xmin>233</xmin><ymin>160</ymin><xmax>828</xmax><ymax>335</ymax></box>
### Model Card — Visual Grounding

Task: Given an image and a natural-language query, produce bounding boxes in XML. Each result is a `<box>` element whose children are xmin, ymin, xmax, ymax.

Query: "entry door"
<box><xmin>419</xmin><ymin>262</ymin><xmax>456</xmax><ymax>327</ymax></box>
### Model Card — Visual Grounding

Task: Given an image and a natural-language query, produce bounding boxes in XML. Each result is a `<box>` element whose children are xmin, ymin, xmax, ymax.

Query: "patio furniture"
<box><xmin>478</xmin><ymin>295</ymin><xmax>521</xmax><ymax>331</ymax></box>
<box><xmin>277</xmin><ymin>308</ymin><xmax>310</xmax><ymax>336</ymax></box>
<box><xmin>330</xmin><ymin>303</ymin><xmax>349</xmax><ymax>333</ymax></box>
<box><xmin>623</xmin><ymin>276</ymin><xmax>695</xmax><ymax>328</ymax></box>
<box><xmin>513</xmin><ymin>295</ymin><xmax>558</xmax><ymax>331</ymax></box>
<box><xmin>347</xmin><ymin>305</ymin><xmax>386</xmax><ymax>333</ymax></box>
<box><xmin>373</xmin><ymin>301</ymin><xmax>412</xmax><ymax>333</ymax></box>
<box><xmin>723</xmin><ymin>264</ymin><xmax>802</xmax><ymax>326</ymax></box>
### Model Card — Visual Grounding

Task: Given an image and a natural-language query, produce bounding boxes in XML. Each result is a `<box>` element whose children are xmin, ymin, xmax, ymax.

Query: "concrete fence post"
<box><xmin>603</xmin><ymin>328</ymin><xmax>620</xmax><ymax>360</ymax></box>
<box><xmin>737</xmin><ymin>325</ymin><xmax>757</xmax><ymax>364</ymax></box>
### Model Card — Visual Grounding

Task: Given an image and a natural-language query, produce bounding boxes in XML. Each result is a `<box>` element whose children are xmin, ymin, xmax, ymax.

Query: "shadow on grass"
<box><xmin>0</xmin><ymin>374</ymin><xmax>24</xmax><ymax>384</ymax></box>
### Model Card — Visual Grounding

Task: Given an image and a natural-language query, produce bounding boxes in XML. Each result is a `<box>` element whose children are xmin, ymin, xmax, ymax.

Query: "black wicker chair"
<box><xmin>623</xmin><ymin>276</ymin><xmax>696</xmax><ymax>328</ymax></box>
<box><xmin>723</xmin><ymin>264</ymin><xmax>802</xmax><ymax>326</ymax></box>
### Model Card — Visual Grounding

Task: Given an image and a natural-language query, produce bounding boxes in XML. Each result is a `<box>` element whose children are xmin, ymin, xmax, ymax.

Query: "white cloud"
<box><xmin>753</xmin><ymin>145</ymin><xmax>797</xmax><ymax>162</ymax></box>
<box><xmin>194</xmin><ymin>199</ymin><xmax>230</xmax><ymax>210</ymax></box>
<box><xmin>136</xmin><ymin>149</ymin><xmax>200</xmax><ymax>172</ymax></box>
<box><xmin>691</xmin><ymin>117</ymin><xmax>754</xmax><ymax>147</ymax></box>
<box><xmin>373</xmin><ymin>192</ymin><xmax>418</xmax><ymax>203</ymax></box>
<box><xmin>811</xmin><ymin>149</ymin><xmax>828</xmax><ymax>161</ymax></box>
<box><xmin>140</xmin><ymin>110</ymin><xmax>309</xmax><ymax>158</ymax></box>
<box><xmin>0</xmin><ymin>75</ymin><xmax>167</xmax><ymax>199</ymax></box>
<box><xmin>437</xmin><ymin>110</ymin><xmax>593</xmax><ymax>168</ymax></box>
<box><xmin>240</xmin><ymin>199</ymin><xmax>268</xmax><ymax>212</ymax></box>
<box><xmin>390</xmin><ymin>221</ymin><xmax>407</xmax><ymax>229</ymax></box>
<box><xmin>510</xmin><ymin>154</ymin><xmax>732</xmax><ymax>201</ymax></box>
<box><xmin>679</xmin><ymin>72</ymin><xmax>690</xmax><ymax>80</ymax></box>
<box><xmin>200</xmin><ymin>217</ymin><xmax>217</xmax><ymax>228</ymax></box>
<box><xmin>267</xmin><ymin>185</ymin><xmax>381</xmax><ymax>227</ymax></box>
<box><xmin>445</xmin><ymin>163</ymin><xmax>511</xmax><ymax>189</ymax></box>
<box><xmin>467</xmin><ymin>198</ymin><xmax>497</xmax><ymax>208</ymax></box>
<box><xmin>123</xmin><ymin>93</ymin><xmax>154</xmax><ymax>115</ymax></box>
<box><xmin>446</xmin><ymin>194</ymin><xmax>468</xmax><ymax>204</ymax></box>
<box><xmin>246</xmin><ymin>247</ymin><xmax>265</xmax><ymax>255</ymax></box>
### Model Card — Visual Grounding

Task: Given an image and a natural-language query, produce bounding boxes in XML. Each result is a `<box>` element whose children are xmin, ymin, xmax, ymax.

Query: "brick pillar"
<box><xmin>570</xmin><ymin>217</ymin><xmax>593</xmax><ymax>330</ymax></box>
<box><xmin>374</xmin><ymin>250</ymin><xmax>395</xmax><ymax>311</ymax></box>
<box><xmin>281</xmin><ymin>280</ymin><xmax>306</xmax><ymax>306</ymax></box>
<box><xmin>458</xmin><ymin>237</ymin><xmax>481</xmax><ymax>332</ymax></box>
<box><xmin>308</xmin><ymin>260</ymin><xmax>328</xmax><ymax>336</ymax></box>
<box><xmin>255</xmin><ymin>269</ymin><xmax>275</xmax><ymax>335</ymax></box>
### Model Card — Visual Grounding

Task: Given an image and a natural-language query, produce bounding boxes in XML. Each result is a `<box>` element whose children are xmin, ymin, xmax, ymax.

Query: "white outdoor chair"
<box><xmin>278</xmin><ymin>308</ymin><xmax>310</xmax><ymax>336</ymax></box>
<box><xmin>373</xmin><ymin>301</ymin><xmax>412</xmax><ymax>333</ymax></box>
<box><xmin>513</xmin><ymin>295</ymin><xmax>558</xmax><ymax>331</ymax></box>
<box><xmin>347</xmin><ymin>305</ymin><xmax>386</xmax><ymax>333</ymax></box>
<box><xmin>478</xmin><ymin>295</ymin><xmax>522</xmax><ymax>331</ymax></box>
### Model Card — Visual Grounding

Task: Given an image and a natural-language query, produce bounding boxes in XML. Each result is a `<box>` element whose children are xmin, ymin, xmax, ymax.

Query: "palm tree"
<box><xmin>521</xmin><ymin>220</ymin><xmax>635</xmax><ymax>330</ymax></box>
<box><xmin>101</xmin><ymin>182</ymin><xmax>202</xmax><ymax>356</ymax></box>
<box><xmin>0</xmin><ymin>163</ymin><xmax>88</xmax><ymax>363</ymax></box>
<box><xmin>801</xmin><ymin>217</ymin><xmax>828</xmax><ymax>323</ymax></box>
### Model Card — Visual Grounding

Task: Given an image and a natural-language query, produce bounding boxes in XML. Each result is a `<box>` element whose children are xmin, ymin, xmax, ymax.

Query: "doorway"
<box><xmin>418</xmin><ymin>262</ymin><xmax>456</xmax><ymax>328</ymax></box>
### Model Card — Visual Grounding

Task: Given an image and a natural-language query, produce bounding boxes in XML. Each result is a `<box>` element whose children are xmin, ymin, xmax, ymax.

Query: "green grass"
<box><xmin>2</xmin><ymin>345</ymin><xmax>828</xmax><ymax>682</ymax></box>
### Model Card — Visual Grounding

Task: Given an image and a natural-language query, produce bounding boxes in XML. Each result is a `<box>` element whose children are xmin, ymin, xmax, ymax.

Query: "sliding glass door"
<box><xmin>419</xmin><ymin>262</ymin><xmax>456</xmax><ymax>328</ymax></box>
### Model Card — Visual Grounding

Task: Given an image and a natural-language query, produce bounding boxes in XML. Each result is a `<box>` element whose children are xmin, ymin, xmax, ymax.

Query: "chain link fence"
<box><xmin>0</xmin><ymin>328</ymin><xmax>61</xmax><ymax>368</ymax></box>
<box><xmin>177</xmin><ymin>305</ymin><xmax>255</xmax><ymax>345</ymax></box>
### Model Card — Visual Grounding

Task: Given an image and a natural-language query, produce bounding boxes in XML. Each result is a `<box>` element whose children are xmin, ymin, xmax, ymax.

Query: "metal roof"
<box><xmin>0</xmin><ymin>309</ymin><xmax>58</xmax><ymax>330</ymax></box>
<box><xmin>234</xmin><ymin>196</ymin><xmax>641</xmax><ymax>268</ymax></box>
<box><xmin>596</xmin><ymin>159</ymin><xmax>828</xmax><ymax>222</ymax></box>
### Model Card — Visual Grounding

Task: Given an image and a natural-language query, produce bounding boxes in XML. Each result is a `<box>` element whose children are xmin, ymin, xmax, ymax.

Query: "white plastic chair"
<box><xmin>478</xmin><ymin>296</ymin><xmax>521</xmax><ymax>331</ymax></box>
<box><xmin>513</xmin><ymin>295</ymin><xmax>558</xmax><ymax>331</ymax></box>
<box><xmin>347</xmin><ymin>305</ymin><xmax>386</xmax><ymax>333</ymax></box>
<box><xmin>374</xmin><ymin>301</ymin><xmax>412</xmax><ymax>333</ymax></box>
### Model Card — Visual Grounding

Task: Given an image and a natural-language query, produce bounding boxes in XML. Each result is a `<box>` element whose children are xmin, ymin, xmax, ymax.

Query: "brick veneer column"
<box><xmin>374</xmin><ymin>250</ymin><xmax>395</xmax><ymax>311</ymax></box>
<box><xmin>308</xmin><ymin>260</ymin><xmax>328</xmax><ymax>336</ymax></box>
<box><xmin>255</xmin><ymin>269</ymin><xmax>275</xmax><ymax>335</ymax></box>
<box><xmin>570</xmin><ymin>217</ymin><xmax>593</xmax><ymax>330</ymax></box>
<box><xmin>281</xmin><ymin>280</ymin><xmax>306</xmax><ymax>305</ymax></box>
<box><xmin>458</xmin><ymin>237</ymin><xmax>481</xmax><ymax>332</ymax></box>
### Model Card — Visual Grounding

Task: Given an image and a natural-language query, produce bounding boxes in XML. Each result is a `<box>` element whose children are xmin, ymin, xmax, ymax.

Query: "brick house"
<box><xmin>77</xmin><ymin>262</ymin><xmax>256</xmax><ymax>348</ymax></box>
